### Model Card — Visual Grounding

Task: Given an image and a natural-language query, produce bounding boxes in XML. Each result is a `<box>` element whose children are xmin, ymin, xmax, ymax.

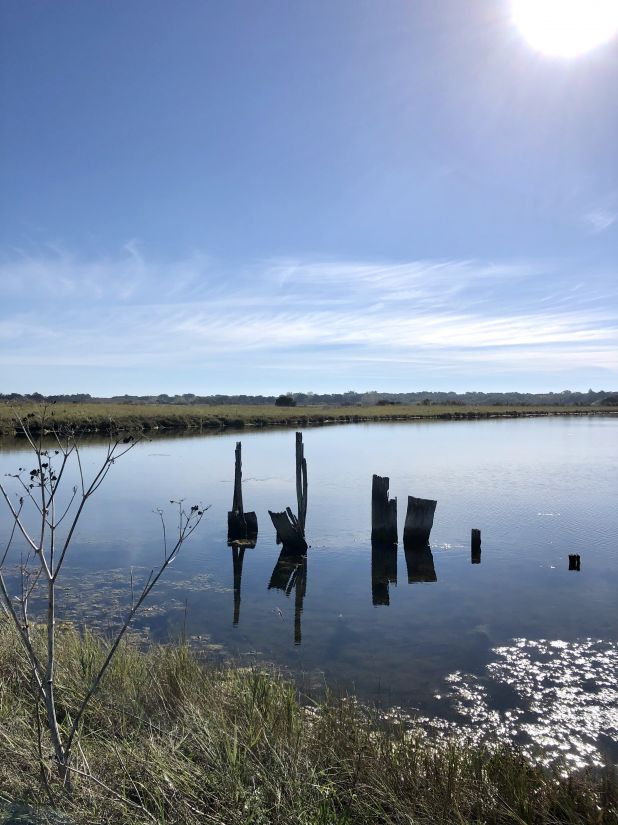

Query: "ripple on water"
<box><xmin>426</xmin><ymin>638</ymin><xmax>618</xmax><ymax>770</ymax></box>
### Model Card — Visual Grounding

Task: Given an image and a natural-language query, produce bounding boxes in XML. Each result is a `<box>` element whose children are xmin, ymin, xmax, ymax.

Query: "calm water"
<box><xmin>1</xmin><ymin>416</ymin><xmax>617</xmax><ymax>768</ymax></box>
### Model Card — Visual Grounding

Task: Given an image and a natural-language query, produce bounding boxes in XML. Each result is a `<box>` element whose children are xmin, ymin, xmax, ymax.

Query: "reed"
<box><xmin>0</xmin><ymin>620</ymin><xmax>615</xmax><ymax>824</ymax></box>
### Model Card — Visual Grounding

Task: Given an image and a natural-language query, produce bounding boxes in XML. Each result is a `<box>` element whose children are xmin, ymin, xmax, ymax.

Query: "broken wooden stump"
<box><xmin>268</xmin><ymin>508</ymin><xmax>308</xmax><ymax>553</ymax></box>
<box><xmin>403</xmin><ymin>495</ymin><xmax>436</xmax><ymax>547</ymax></box>
<box><xmin>371</xmin><ymin>541</ymin><xmax>397</xmax><ymax>606</ymax></box>
<box><xmin>471</xmin><ymin>528</ymin><xmax>481</xmax><ymax>564</ymax></box>
<box><xmin>568</xmin><ymin>554</ymin><xmax>581</xmax><ymax>571</ymax></box>
<box><xmin>268</xmin><ymin>432</ymin><xmax>308</xmax><ymax>553</ymax></box>
<box><xmin>227</xmin><ymin>442</ymin><xmax>258</xmax><ymax>546</ymax></box>
<box><xmin>404</xmin><ymin>543</ymin><xmax>437</xmax><ymax>583</ymax></box>
<box><xmin>371</xmin><ymin>475</ymin><xmax>397</xmax><ymax>545</ymax></box>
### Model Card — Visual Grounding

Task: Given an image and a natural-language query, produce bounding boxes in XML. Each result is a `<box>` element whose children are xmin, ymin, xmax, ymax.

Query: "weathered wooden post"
<box><xmin>471</xmin><ymin>528</ymin><xmax>481</xmax><ymax>564</ymax></box>
<box><xmin>403</xmin><ymin>495</ymin><xmax>436</xmax><ymax>547</ymax></box>
<box><xmin>227</xmin><ymin>442</ymin><xmax>258</xmax><ymax>545</ymax></box>
<box><xmin>371</xmin><ymin>475</ymin><xmax>397</xmax><ymax>545</ymax></box>
<box><xmin>268</xmin><ymin>508</ymin><xmax>308</xmax><ymax>553</ymax></box>
<box><xmin>568</xmin><ymin>554</ymin><xmax>581</xmax><ymax>571</ymax></box>
<box><xmin>296</xmin><ymin>431</ymin><xmax>308</xmax><ymax>535</ymax></box>
<box><xmin>404</xmin><ymin>544</ymin><xmax>437</xmax><ymax>583</ymax></box>
<box><xmin>268</xmin><ymin>432</ymin><xmax>308</xmax><ymax>553</ymax></box>
<box><xmin>371</xmin><ymin>542</ymin><xmax>397</xmax><ymax>606</ymax></box>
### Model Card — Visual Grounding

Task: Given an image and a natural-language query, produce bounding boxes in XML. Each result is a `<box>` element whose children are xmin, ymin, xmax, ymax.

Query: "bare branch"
<box><xmin>65</xmin><ymin>506</ymin><xmax>206</xmax><ymax>753</ymax></box>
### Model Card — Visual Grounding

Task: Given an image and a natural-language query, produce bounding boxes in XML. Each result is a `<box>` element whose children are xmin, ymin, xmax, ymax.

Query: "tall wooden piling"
<box><xmin>403</xmin><ymin>495</ymin><xmax>436</xmax><ymax>547</ymax></box>
<box><xmin>371</xmin><ymin>475</ymin><xmax>397</xmax><ymax>544</ymax></box>
<box><xmin>227</xmin><ymin>442</ymin><xmax>258</xmax><ymax>545</ymax></box>
<box><xmin>268</xmin><ymin>432</ymin><xmax>308</xmax><ymax>553</ymax></box>
<box><xmin>296</xmin><ymin>432</ymin><xmax>308</xmax><ymax>535</ymax></box>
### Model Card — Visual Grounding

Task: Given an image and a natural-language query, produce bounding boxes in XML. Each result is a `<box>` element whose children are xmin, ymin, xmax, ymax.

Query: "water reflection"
<box><xmin>371</xmin><ymin>542</ymin><xmax>397</xmax><ymax>606</ymax></box>
<box><xmin>404</xmin><ymin>543</ymin><xmax>437</xmax><ymax>583</ymax></box>
<box><xmin>268</xmin><ymin>551</ymin><xmax>307</xmax><ymax>645</ymax></box>
<box><xmin>231</xmin><ymin>545</ymin><xmax>246</xmax><ymax>626</ymax></box>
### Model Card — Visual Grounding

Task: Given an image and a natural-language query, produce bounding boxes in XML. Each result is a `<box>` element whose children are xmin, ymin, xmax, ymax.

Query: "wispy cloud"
<box><xmin>0</xmin><ymin>247</ymin><xmax>616</xmax><ymax>391</ymax></box>
<box><xmin>582</xmin><ymin>208</ymin><xmax>617</xmax><ymax>235</ymax></box>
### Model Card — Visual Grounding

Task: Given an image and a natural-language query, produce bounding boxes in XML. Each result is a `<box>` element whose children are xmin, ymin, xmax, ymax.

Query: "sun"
<box><xmin>511</xmin><ymin>0</ymin><xmax>618</xmax><ymax>57</ymax></box>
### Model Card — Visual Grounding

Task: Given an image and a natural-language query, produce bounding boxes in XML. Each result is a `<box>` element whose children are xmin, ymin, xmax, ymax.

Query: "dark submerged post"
<box><xmin>227</xmin><ymin>442</ymin><xmax>258</xmax><ymax>545</ymax></box>
<box><xmin>371</xmin><ymin>475</ymin><xmax>397</xmax><ymax>545</ymax></box>
<box><xmin>471</xmin><ymin>528</ymin><xmax>481</xmax><ymax>564</ymax></box>
<box><xmin>568</xmin><ymin>554</ymin><xmax>581</xmax><ymax>571</ymax></box>
<box><xmin>403</xmin><ymin>496</ymin><xmax>437</xmax><ymax>547</ymax></box>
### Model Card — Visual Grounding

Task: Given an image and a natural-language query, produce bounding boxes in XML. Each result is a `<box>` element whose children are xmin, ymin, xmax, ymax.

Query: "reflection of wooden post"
<box><xmin>471</xmin><ymin>529</ymin><xmax>481</xmax><ymax>564</ymax></box>
<box><xmin>371</xmin><ymin>475</ymin><xmax>397</xmax><ymax>545</ymax></box>
<box><xmin>293</xmin><ymin>558</ymin><xmax>307</xmax><ymax>645</ymax></box>
<box><xmin>371</xmin><ymin>542</ymin><xmax>397</xmax><ymax>605</ymax></box>
<box><xmin>268</xmin><ymin>551</ymin><xmax>307</xmax><ymax>644</ymax></box>
<box><xmin>404</xmin><ymin>544</ymin><xmax>437</xmax><ymax>583</ymax></box>
<box><xmin>403</xmin><ymin>496</ymin><xmax>436</xmax><ymax>547</ymax></box>
<box><xmin>228</xmin><ymin>442</ymin><xmax>258</xmax><ymax>544</ymax></box>
<box><xmin>232</xmin><ymin>544</ymin><xmax>245</xmax><ymax>625</ymax></box>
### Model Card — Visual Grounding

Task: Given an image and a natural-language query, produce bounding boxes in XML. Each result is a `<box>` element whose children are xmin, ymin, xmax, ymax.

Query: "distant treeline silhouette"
<box><xmin>2</xmin><ymin>389</ymin><xmax>616</xmax><ymax>407</ymax></box>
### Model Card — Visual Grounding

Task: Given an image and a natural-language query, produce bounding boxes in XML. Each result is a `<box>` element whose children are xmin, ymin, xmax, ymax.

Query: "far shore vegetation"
<box><xmin>1</xmin><ymin>622</ymin><xmax>616</xmax><ymax>825</ymax></box>
<box><xmin>1</xmin><ymin>399</ymin><xmax>617</xmax><ymax>437</ymax></box>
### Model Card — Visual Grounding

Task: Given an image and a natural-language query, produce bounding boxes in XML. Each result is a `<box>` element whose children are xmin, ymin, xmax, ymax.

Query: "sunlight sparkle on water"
<box><xmin>430</xmin><ymin>638</ymin><xmax>618</xmax><ymax>770</ymax></box>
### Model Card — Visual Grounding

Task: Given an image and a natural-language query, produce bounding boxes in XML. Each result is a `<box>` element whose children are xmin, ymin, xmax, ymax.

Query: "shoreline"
<box><xmin>1</xmin><ymin>402</ymin><xmax>617</xmax><ymax>437</ymax></box>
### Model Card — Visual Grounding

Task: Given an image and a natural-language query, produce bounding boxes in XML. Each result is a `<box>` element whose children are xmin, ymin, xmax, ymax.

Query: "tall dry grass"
<box><xmin>0</xmin><ymin>620</ymin><xmax>615</xmax><ymax>824</ymax></box>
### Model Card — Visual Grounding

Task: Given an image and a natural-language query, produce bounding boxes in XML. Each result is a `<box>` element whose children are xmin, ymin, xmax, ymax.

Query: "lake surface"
<box><xmin>1</xmin><ymin>416</ymin><xmax>617</xmax><ymax>769</ymax></box>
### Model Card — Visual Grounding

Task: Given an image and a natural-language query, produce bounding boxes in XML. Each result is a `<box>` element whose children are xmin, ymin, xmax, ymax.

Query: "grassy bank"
<box><xmin>1</xmin><ymin>401</ymin><xmax>615</xmax><ymax>436</ymax></box>
<box><xmin>0</xmin><ymin>621</ymin><xmax>616</xmax><ymax>824</ymax></box>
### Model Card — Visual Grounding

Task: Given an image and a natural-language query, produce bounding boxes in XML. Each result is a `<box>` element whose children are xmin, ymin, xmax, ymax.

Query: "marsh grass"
<box><xmin>0</xmin><ymin>620</ymin><xmax>615</xmax><ymax>824</ymax></box>
<box><xmin>0</xmin><ymin>402</ymin><xmax>610</xmax><ymax>437</ymax></box>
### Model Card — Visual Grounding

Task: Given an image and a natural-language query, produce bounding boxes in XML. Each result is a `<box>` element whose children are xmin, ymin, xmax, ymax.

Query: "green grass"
<box><xmin>0</xmin><ymin>620</ymin><xmax>616</xmax><ymax>824</ymax></box>
<box><xmin>1</xmin><ymin>401</ymin><xmax>614</xmax><ymax>436</ymax></box>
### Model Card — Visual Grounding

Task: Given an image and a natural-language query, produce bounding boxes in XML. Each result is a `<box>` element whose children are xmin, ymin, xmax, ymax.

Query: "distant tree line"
<box><xmin>1</xmin><ymin>389</ymin><xmax>616</xmax><ymax>407</ymax></box>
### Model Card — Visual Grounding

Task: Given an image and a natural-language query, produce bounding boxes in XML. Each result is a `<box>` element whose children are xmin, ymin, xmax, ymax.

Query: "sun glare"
<box><xmin>511</xmin><ymin>0</ymin><xmax>618</xmax><ymax>57</ymax></box>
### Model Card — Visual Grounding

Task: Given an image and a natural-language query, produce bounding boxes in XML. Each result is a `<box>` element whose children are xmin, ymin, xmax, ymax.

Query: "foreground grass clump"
<box><xmin>0</xmin><ymin>621</ymin><xmax>616</xmax><ymax>824</ymax></box>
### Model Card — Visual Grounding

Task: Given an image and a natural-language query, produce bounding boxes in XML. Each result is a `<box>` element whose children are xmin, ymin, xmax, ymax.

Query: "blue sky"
<box><xmin>1</xmin><ymin>0</ymin><xmax>616</xmax><ymax>395</ymax></box>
